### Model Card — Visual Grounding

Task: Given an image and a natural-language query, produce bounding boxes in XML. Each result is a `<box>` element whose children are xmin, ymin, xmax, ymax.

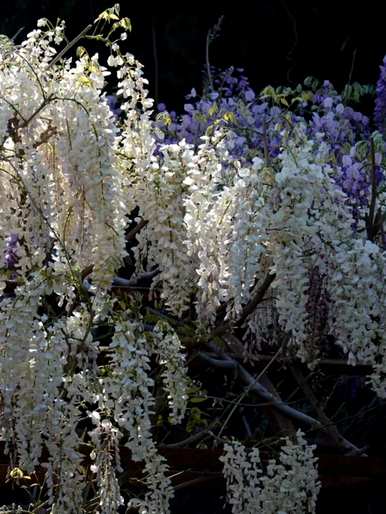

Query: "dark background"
<box><xmin>0</xmin><ymin>1</ymin><xmax>385</xmax><ymax>109</ymax></box>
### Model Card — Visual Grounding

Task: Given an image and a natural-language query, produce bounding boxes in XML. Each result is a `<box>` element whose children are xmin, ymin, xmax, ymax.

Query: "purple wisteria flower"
<box><xmin>107</xmin><ymin>94</ymin><xmax>122</xmax><ymax>118</ymax></box>
<box><xmin>155</xmin><ymin>67</ymin><xmax>293</xmax><ymax>162</ymax></box>
<box><xmin>309</xmin><ymin>81</ymin><xmax>369</xmax><ymax>157</ymax></box>
<box><xmin>4</xmin><ymin>233</ymin><xmax>19</xmax><ymax>270</ymax></box>
<box><xmin>375</xmin><ymin>55</ymin><xmax>386</xmax><ymax>136</ymax></box>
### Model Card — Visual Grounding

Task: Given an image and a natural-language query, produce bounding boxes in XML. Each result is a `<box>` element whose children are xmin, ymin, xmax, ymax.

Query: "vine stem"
<box><xmin>47</xmin><ymin>23</ymin><xmax>93</xmax><ymax>69</ymax></box>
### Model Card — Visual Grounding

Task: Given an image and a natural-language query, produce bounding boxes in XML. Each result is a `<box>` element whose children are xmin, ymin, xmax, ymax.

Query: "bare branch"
<box><xmin>211</xmin><ymin>272</ymin><xmax>276</xmax><ymax>338</ymax></box>
<box><xmin>198</xmin><ymin>351</ymin><xmax>237</xmax><ymax>369</ymax></box>
<box><xmin>47</xmin><ymin>24</ymin><xmax>93</xmax><ymax>69</ymax></box>
<box><xmin>206</xmin><ymin>341</ymin><xmax>365</xmax><ymax>455</ymax></box>
<box><xmin>290</xmin><ymin>363</ymin><xmax>366</xmax><ymax>456</ymax></box>
<box><xmin>126</xmin><ymin>218</ymin><xmax>148</xmax><ymax>241</ymax></box>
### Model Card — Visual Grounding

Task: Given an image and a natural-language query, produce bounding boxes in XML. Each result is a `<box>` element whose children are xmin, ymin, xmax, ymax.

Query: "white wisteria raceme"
<box><xmin>228</xmin><ymin>135</ymin><xmax>351</xmax><ymax>364</ymax></box>
<box><xmin>49</xmin><ymin>55</ymin><xmax>128</xmax><ymax>288</ymax></box>
<box><xmin>103</xmin><ymin>320</ymin><xmax>155</xmax><ymax>462</ymax></box>
<box><xmin>130</xmin><ymin>140</ymin><xmax>197</xmax><ymax>314</ymax></box>
<box><xmin>1</xmin><ymin>23</ymin><xmax>128</xmax><ymax>288</ymax></box>
<box><xmin>265</xmin><ymin>136</ymin><xmax>386</xmax><ymax>388</ymax></box>
<box><xmin>0</xmin><ymin>275</ymin><xmax>88</xmax><ymax>509</ymax></box>
<box><xmin>329</xmin><ymin>239</ymin><xmax>386</xmax><ymax>396</ymax></box>
<box><xmin>220</xmin><ymin>430</ymin><xmax>320</xmax><ymax>514</ymax></box>
<box><xmin>44</xmin><ymin>388</ymin><xmax>86</xmax><ymax>513</ymax></box>
<box><xmin>265</xmin><ymin>136</ymin><xmax>354</xmax><ymax>362</ymax></box>
<box><xmin>180</xmin><ymin>125</ymin><xmax>386</xmax><ymax>393</ymax></box>
<box><xmin>227</xmin><ymin>158</ymin><xmax>268</xmax><ymax>317</ymax></box>
<box><xmin>183</xmin><ymin>131</ymin><xmax>269</xmax><ymax>322</ymax></box>
<box><xmin>96</xmin><ymin>319</ymin><xmax>175</xmax><ymax>512</ymax></box>
<box><xmin>142</xmin><ymin>448</ymin><xmax>174</xmax><ymax>514</ymax></box>
<box><xmin>89</xmin><ymin>418</ymin><xmax>124</xmax><ymax>514</ymax></box>
<box><xmin>0</xmin><ymin>275</ymin><xmax>53</xmax><ymax>478</ymax></box>
<box><xmin>115</xmin><ymin>49</ymin><xmax>156</xmax><ymax>176</ymax></box>
<box><xmin>183</xmin><ymin>131</ymin><xmax>232</xmax><ymax>321</ymax></box>
<box><xmin>152</xmin><ymin>321</ymin><xmax>189</xmax><ymax>424</ymax></box>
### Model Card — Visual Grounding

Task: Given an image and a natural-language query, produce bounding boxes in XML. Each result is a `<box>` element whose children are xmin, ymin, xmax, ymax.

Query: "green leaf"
<box><xmin>208</xmin><ymin>102</ymin><xmax>218</xmax><ymax>117</ymax></box>
<box><xmin>120</xmin><ymin>17</ymin><xmax>132</xmax><ymax>31</ymax></box>
<box><xmin>279</xmin><ymin>96</ymin><xmax>289</xmax><ymax>107</ymax></box>
<box><xmin>94</xmin><ymin>4</ymin><xmax>121</xmax><ymax>24</ymax></box>
<box><xmin>76</xmin><ymin>46</ymin><xmax>87</xmax><ymax>59</ymax></box>
<box><xmin>261</xmin><ymin>85</ymin><xmax>275</xmax><ymax>98</ymax></box>
<box><xmin>189</xmin><ymin>396</ymin><xmax>207</xmax><ymax>404</ymax></box>
<box><xmin>223</xmin><ymin>111</ymin><xmax>235</xmax><ymax>123</ymax></box>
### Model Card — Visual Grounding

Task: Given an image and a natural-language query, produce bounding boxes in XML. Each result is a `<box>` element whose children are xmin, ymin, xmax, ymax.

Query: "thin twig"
<box><xmin>162</xmin><ymin>418</ymin><xmax>221</xmax><ymax>448</ymax></box>
<box><xmin>126</xmin><ymin>218</ymin><xmax>148</xmax><ymax>241</ymax></box>
<box><xmin>237</xmin><ymin>272</ymin><xmax>276</xmax><ymax>326</ymax></box>
<box><xmin>290</xmin><ymin>364</ymin><xmax>365</xmax><ymax>456</ymax></box>
<box><xmin>233</xmin><ymin>353</ymin><xmax>372</xmax><ymax>374</ymax></box>
<box><xmin>198</xmin><ymin>352</ymin><xmax>237</xmax><ymax>369</ymax></box>
<box><xmin>111</xmin><ymin>269</ymin><xmax>159</xmax><ymax>287</ymax></box>
<box><xmin>162</xmin><ymin>430</ymin><xmax>210</xmax><ymax>449</ymax></box>
<box><xmin>47</xmin><ymin>24</ymin><xmax>93</xmax><ymax>69</ymax></box>
<box><xmin>367</xmin><ymin>137</ymin><xmax>378</xmax><ymax>241</ymax></box>
<box><xmin>259</xmin><ymin>374</ymin><xmax>296</xmax><ymax>436</ymax></box>
<box><xmin>280</xmin><ymin>0</ymin><xmax>299</xmax><ymax>83</ymax></box>
<box><xmin>206</xmin><ymin>341</ymin><xmax>365</xmax><ymax>455</ymax></box>
<box><xmin>214</xmin><ymin>344</ymin><xmax>284</xmax><ymax>439</ymax></box>
<box><xmin>174</xmin><ymin>475</ymin><xmax>220</xmax><ymax>491</ymax></box>
<box><xmin>211</xmin><ymin>272</ymin><xmax>275</xmax><ymax>338</ymax></box>
<box><xmin>348</xmin><ymin>48</ymin><xmax>357</xmax><ymax>85</ymax></box>
<box><xmin>151</xmin><ymin>17</ymin><xmax>159</xmax><ymax>105</ymax></box>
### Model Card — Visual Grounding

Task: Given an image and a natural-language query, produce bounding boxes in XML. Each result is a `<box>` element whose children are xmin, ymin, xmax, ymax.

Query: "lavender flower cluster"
<box><xmin>156</xmin><ymin>66</ymin><xmax>288</xmax><ymax>160</ymax></box>
<box><xmin>375</xmin><ymin>55</ymin><xmax>386</xmax><ymax>137</ymax></box>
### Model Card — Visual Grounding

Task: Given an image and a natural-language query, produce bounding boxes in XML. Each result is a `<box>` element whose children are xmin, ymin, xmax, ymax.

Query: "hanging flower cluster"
<box><xmin>0</xmin><ymin>11</ymin><xmax>180</xmax><ymax>513</ymax></box>
<box><xmin>2</xmin><ymin>6</ymin><xmax>386</xmax><ymax>513</ymax></box>
<box><xmin>220</xmin><ymin>430</ymin><xmax>320</xmax><ymax>514</ymax></box>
